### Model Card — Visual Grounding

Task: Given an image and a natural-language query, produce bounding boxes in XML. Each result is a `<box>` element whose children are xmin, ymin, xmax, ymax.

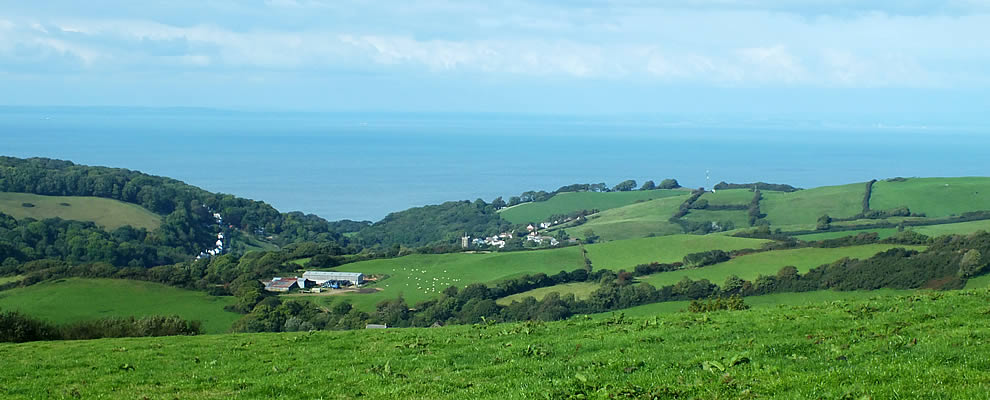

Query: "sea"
<box><xmin>1</xmin><ymin>106</ymin><xmax>987</xmax><ymax>222</ymax></box>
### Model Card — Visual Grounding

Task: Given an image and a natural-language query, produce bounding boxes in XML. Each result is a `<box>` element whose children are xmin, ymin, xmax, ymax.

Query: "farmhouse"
<box><xmin>303</xmin><ymin>271</ymin><xmax>364</xmax><ymax>286</ymax></box>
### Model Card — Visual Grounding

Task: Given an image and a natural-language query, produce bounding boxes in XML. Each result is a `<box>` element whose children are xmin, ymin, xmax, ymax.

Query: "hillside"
<box><xmin>871</xmin><ymin>177</ymin><xmax>990</xmax><ymax>218</ymax></box>
<box><xmin>0</xmin><ymin>192</ymin><xmax>162</xmax><ymax>231</ymax></box>
<box><xmin>0</xmin><ymin>278</ymin><xmax>240</xmax><ymax>334</ymax></box>
<box><xmin>1</xmin><ymin>288</ymin><xmax>988</xmax><ymax>399</ymax></box>
<box><xmin>499</xmin><ymin>189</ymin><xmax>685</xmax><ymax>224</ymax></box>
<box><xmin>564</xmin><ymin>195</ymin><xmax>687</xmax><ymax>241</ymax></box>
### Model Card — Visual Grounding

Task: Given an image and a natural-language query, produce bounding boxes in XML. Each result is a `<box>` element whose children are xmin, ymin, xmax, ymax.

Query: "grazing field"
<box><xmin>0</xmin><ymin>192</ymin><xmax>162</xmax><ymax>231</ymax></box>
<box><xmin>569</xmin><ymin>195</ymin><xmax>686</xmax><ymax>241</ymax></box>
<box><xmin>2</xmin><ymin>289</ymin><xmax>988</xmax><ymax>399</ymax></box>
<box><xmin>794</xmin><ymin>219</ymin><xmax>990</xmax><ymax>241</ymax></box>
<box><xmin>615</xmin><ymin>289</ymin><xmax>913</xmax><ymax>317</ymax></box>
<box><xmin>794</xmin><ymin>228</ymin><xmax>901</xmax><ymax>241</ymax></box>
<box><xmin>498</xmin><ymin>189</ymin><xmax>685</xmax><ymax>224</ymax></box>
<box><xmin>0</xmin><ymin>279</ymin><xmax>241</xmax><ymax>334</ymax></box>
<box><xmin>682</xmin><ymin>209</ymin><xmax>752</xmax><ymax>228</ymax></box>
<box><xmin>317</xmin><ymin>247</ymin><xmax>587</xmax><ymax>311</ymax></box>
<box><xmin>761</xmin><ymin>183</ymin><xmax>865</xmax><ymax>227</ymax></box>
<box><xmin>639</xmin><ymin>244</ymin><xmax>926</xmax><ymax>288</ymax></box>
<box><xmin>583</xmin><ymin>234</ymin><xmax>769</xmax><ymax>271</ymax></box>
<box><xmin>699</xmin><ymin>189</ymin><xmax>754</xmax><ymax>205</ymax></box>
<box><xmin>496</xmin><ymin>282</ymin><xmax>600</xmax><ymax>305</ymax></box>
<box><xmin>0</xmin><ymin>275</ymin><xmax>23</xmax><ymax>285</ymax></box>
<box><xmin>965</xmin><ymin>274</ymin><xmax>990</xmax><ymax>289</ymax></box>
<box><xmin>871</xmin><ymin>177</ymin><xmax>990</xmax><ymax>218</ymax></box>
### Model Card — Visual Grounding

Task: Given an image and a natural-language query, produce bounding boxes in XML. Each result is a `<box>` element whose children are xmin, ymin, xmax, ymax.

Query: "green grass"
<box><xmin>794</xmin><ymin>228</ymin><xmax>902</xmax><ymax>241</ymax></box>
<box><xmin>871</xmin><ymin>177</ymin><xmax>990</xmax><ymax>218</ymax></box>
<box><xmin>964</xmin><ymin>274</ymin><xmax>990</xmax><ymax>289</ymax></box>
<box><xmin>569</xmin><ymin>195</ymin><xmax>687</xmax><ymax>241</ymax></box>
<box><xmin>699</xmin><ymin>189</ymin><xmax>754</xmax><ymax>205</ymax></box>
<box><xmin>0</xmin><ymin>192</ymin><xmax>162</xmax><ymax>231</ymax></box>
<box><xmin>2</xmin><ymin>288</ymin><xmax>989</xmax><ymax>398</ymax></box>
<box><xmin>0</xmin><ymin>275</ymin><xmax>23</xmax><ymax>285</ymax></box>
<box><xmin>0</xmin><ymin>278</ymin><xmax>241</xmax><ymax>334</ymax></box>
<box><xmin>761</xmin><ymin>183</ymin><xmax>865</xmax><ymax>227</ymax></box>
<box><xmin>617</xmin><ymin>289</ymin><xmax>913</xmax><ymax>317</ymax></box>
<box><xmin>317</xmin><ymin>247</ymin><xmax>587</xmax><ymax>311</ymax></box>
<box><xmin>584</xmin><ymin>234</ymin><xmax>769</xmax><ymax>271</ymax></box>
<box><xmin>682</xmin><ymin>209</ymin><xmax>752</xmax><ymax>228</ymax></box>
<box><xmin>496</xmin><ymin>282</ymin><xmax>600</xmax><ymax>305</ymax></box>
<box><xmin>639</xmin><ymin>244</ymin><xmax>926</xmax><ymax>288</ymax></box>
<box><xmin>794</xmin><ymin>219</ymin><xmax>990</xmax><ymax>242</ymax></box>
<box><xmin>498</xmin><ymin>190</ymin><xmax>685</xmax><ymax>224</ymax></box>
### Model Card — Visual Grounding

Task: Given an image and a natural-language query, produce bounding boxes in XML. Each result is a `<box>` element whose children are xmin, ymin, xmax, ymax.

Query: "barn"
<box><xmin>302</xmin><ymin>271</ymin><xmax>364</xmax><ymax>287</ymax></box>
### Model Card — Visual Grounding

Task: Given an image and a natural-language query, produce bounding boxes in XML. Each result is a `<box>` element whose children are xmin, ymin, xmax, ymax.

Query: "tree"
<box><xmin>657</xmin><ymin>179</ymin><xmax>681</xmax><ymax>189</ymax></box>
<box><xmin>958</xmin><ymin>249</ymin><xmax>985</xmax><ymax>278</ymax></box>
<box><xmin>612</xmin><ymin>180</ymin><xmax>637</xmax><ymax>192</ymax></box>
<box><xmin>640</xmin><ymin>180</ymin><xmax>656</xmax><ymax>190</ymax></box>
<box><xmin>816</xmin><ymin>214</ymin><xmax>832</xmax><ymax>231</ymax></box>
<box><xmin>491</xmin><ymin>197</ymin><xmax>507</xmax><ymax>209</ymax></box>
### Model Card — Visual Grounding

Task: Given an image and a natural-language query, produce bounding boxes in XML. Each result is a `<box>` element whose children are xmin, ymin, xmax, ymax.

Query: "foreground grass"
<box><xmin>0</xmin><ymin>278</ymin><xmax>241</xmax><ymax>334</ymax></box>
<box><xmin>639</xmin><ymin>244</ymin><xmax>927</xmax><ymax>288</ymax></box>
<box><xmin>0</xmin><ymin>192</ymin><xmax>162</xmax><ymax>231</ymax></box>
<box><xmin>871</xmin><ymin>177</ymin><xmax>990</xmax><ymax>218</ymax></box>
<box><xmin>498</xmin><ymin>189</ymin><xmax>685</xmax><ymax>224</ymax></box>
<box><xmin>570</xmin><ymin>195</ymin><xmax>687</xmax><ymax>241</ymax></box>
<box><xmin>2</xmin><ymin>288</ymin><xmax>988</xmax><ymax>399</ymax></box>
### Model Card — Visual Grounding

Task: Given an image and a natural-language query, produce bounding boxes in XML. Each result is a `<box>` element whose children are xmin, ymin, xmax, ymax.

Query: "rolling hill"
<box><xmin>870</xmin><ymin>177</ymin><xmax>990</xmax><ymax>218</ymax></box>
<box><xmin>0</xmin><ymin>278</ymin><xmax>241</xmax><ymax>334</ymax></box>
<box><xmin>565</xmin><ymin>194</ymin><xmax>687</xmax><ymax>241</ymax></box>
<box><xmin>0</xmin><ymin>192</ymin><xmax>162</xmax><ymax>231</ymax></box>
<box><xmin>498</xmin><ymin>189</ymin><xmax>685</xmax><ymax>224</ymax></box>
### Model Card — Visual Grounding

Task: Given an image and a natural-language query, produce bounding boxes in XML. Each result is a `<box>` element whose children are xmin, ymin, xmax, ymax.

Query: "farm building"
<box><xmin>302</xmin><ymin>271</ymin><xmax>364</xmax><ymax>286</ymax></box>
<box><xmin>262</xmin><ymin>277</ymin><xmax>315</xmax><ymax>292</ymax></box>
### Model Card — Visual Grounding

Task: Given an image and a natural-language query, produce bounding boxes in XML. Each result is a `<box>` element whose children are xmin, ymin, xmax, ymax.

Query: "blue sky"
<box><xmin>1</xmin><ymin>0</ymin><xmax>989</xmax><ymax>114</ymax></box>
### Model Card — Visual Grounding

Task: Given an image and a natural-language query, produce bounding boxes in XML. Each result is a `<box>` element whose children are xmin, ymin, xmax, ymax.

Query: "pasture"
<box><xmin>0</xmin><ymin>278</ymin><xmax>241</xmax><ymax>334</ymax></box>
<box><xmin>682</xmin><ymin>209</ymin><xmax>752</xmax><ymax>228</ymax></box>
<box><xmin>0</xmin><ymin>192</ymin><xmax>162</xmax><ymax>231</ymax></box>
<box><xmin>0</xmin><ymin>275</ymin><xmax>23</xmax><ymax>285</ymax></box>
<box><xmin>569</xmin><ymin>195</ymin><xmax>686</xmax><ymax>241</ymax></box>
<box><xmin>871</xmin><ymin>177</ymin><xmax>990</xmax><ymax>218</ymax></box>
<box><xmin>2</xmin><ymin>288</ymin><xmax>988</xmax><ymax>399</ymax></box>
<box><xmin>699</xmin><ymin>188</ymin><xmax>754</xmax><ymax>205</ymax></box>
<box><xmin>313</xmin><ymin>246</ymin><xmax>587</xmax><ymax>311</ymax></box>
<box><xmin>638</xmin><ymin>244</ymin><xmax>926</xmax><ymax>288</ymax></box>
<box><xmin>496</xmin><ymin>282</ymin><xmax>599</xmax><ymax>305</ymax></box>
<box><xmin>498</xmin><ymin>189</ymin><xmax>684</xmax><ymax>224</ymax></box>
<box><xmin>760</xmin><ymin>183</ymin><xmax>865</xmax><ymax>227</ymax></box>
<box><xmin>615</xmin><ymin>288</ymin><xmax>913</xmax><ymax>317</ymax></box>
<box><xmin>583</xmin><ymin>234</ymin><xmax>769</xmax><ymax>271</ymax></box>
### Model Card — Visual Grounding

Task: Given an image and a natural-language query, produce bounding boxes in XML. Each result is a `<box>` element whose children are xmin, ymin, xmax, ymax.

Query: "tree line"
<box><xmin>0</xmin><ymin>312</ymin><xmax>201</xmax><ymax>343</ymax></box>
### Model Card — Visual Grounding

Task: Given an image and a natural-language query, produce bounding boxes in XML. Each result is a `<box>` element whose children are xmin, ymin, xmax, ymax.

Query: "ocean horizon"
<box><xmin>1</xmin><ymin>106</ymin><xmax>987</xmax><ymax>222</ymax></box>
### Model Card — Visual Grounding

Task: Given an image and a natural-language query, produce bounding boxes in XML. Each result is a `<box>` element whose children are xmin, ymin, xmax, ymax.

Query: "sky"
<box><xmin>1</xmin><ymin>0</ymin><xmax>989</xmax><ymax>115</ymax></box>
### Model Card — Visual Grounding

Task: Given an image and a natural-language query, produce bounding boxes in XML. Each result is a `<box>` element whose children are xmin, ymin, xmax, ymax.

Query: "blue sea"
<box><xmin>1</xmin><ymin>107</ymin><xmax>987</xmax><ymax>222</ymax></box>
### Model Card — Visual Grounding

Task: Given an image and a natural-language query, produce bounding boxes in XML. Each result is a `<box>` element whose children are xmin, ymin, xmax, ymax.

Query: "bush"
<box><xmin>20</xmin><ymin>203</ymin><xmax>35</xmax><ymax>208</ymax></box>
<box><xmin>688</xmin><ymin>295</ymin><xmax>750</xmax><ymax>313</ymax></box>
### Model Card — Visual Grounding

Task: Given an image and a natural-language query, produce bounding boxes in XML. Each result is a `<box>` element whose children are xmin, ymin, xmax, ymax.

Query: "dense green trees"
<box><xmin>0</xmin><ymin>311</ymin><xmax>201</xmax><ymax>343</ymax></box>
<box><xmin>354</xmin><ymin>200</ymin><xmax>512</xmax><ymax>248</ymax></box>
<box><xmin>612</xmin><ymin>180</ymin><xmax>637</xmax><ymax>192</ymax></box>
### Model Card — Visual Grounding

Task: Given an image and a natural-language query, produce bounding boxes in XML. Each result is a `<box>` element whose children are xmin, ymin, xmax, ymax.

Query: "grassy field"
<box><xmin>2</xmin><ymin>288</ymin><xmax>988</xmax><ymax>399</ymax></box>
<box><xmin>871</xmin><ymin>177</ymin><xmax>990</xmax><ymax>218</ymax></box>
<box><xmin>0</xmin><ymin>275</ymin><xmax>23</xmax><ymax>285</ymax></box>
<box><xmin>311</xmin><ymin>247</ymin><xmax>587</xmax><ymax>311</ymax></box>
<box><xmin>761</xmin><ymin>183</ymin><xmax>865</xmax><ymax>227</ymax></box>
<box><xmin>568</xmin><ymin>195</ymin><xmax>686</xmax><ymax>241</ymax></box>
<box><xmin>616</xmin><ymin>288</ymin><xmax>913</xmax><ymax>317</ymax></box>
<box><xmin>699</xmin><ymin>188</ymin><xmax>754</xmax><ymax>205</ymax></box>
<box><xmin>965</xmin><ymin>274</ymin><xmax>990</xmax><ymax>289</ymax></box>
<box><xmin>496</xmin><ymin>282</ymin><xmax>600</xmax><ymax>305</ymax></box>
<box><xmin>682</xmin><ymin>209</ymin><xmax>752</xmax><ymax>228</ymax></box>
<box><xmin>639</xmin><ymin>244</ymin><xmax>926</xmax><ymax>288</ymax></box>
<box><xmin>583</xmin><ymin>234</ymin><xmax>769</xmax><ymax>271</ymax></box>
<box><xmin>0</xmin><ymin>279</ymin><xmax>241</xmax><ymax>334</ymax></box>
<box><xmin>0</xmin><ymin>192</ymin><xmax>162</xmax><ymax>231</ymax></box>
<box><xmin>794</xmin><ymin>219</ymin><xmax>990</xmax><ymax>241</ymax></box>
<box><xmin>498</xmin><ymin>189</ymin><xmax>685</xmax><ymax>224</ymax></box>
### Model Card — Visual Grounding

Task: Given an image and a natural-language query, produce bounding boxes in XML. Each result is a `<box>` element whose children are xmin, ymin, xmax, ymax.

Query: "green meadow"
<box><xmin>699</xmin><ymin>188</ymin><xmax>754</xmax><ymax>205</ymax></box>
<box><xmin>498</xmin><ymin>189</ymin><xmax>685</xmax><ymax>224</ymax></box>
<box><xmin>583</xmin><ymin>234</ymin><xmax>769</xmax><ymax>271</ymax></box>
<box><xmin>2</xmin><ymin>288</ymin><xmax>988</xmax><ymax>399</ymax></box>
<box><xmin>761</xmin><ymin>183</ymin><xmax>865</xmax><ymax>227</ymax></box>
<box><xmin>871</xmin><ymin>177</ymin><xmax>990</xmax><ymax>218</ymax></box>
<box><xmin>313</xmin><ymin>246</ymin><xmax>587</xmax><ymax>311</ymax></box>
<box><xmin>638</xmin><ymin>244</ymin><xmax>926</xmax><ymax>288</ymax></box>
<box><xmin>496</xmin><ymin>282</ymin><xmax>600</xmax><ymax>305</ymax></box>
<box><xmin>0</xmin><ymin>278</ymin><xmax>241</xmax><ymax>334</ymax></box>
<box><xmin>682</xmin><ymin>208</ymin><xmax>752</xmax><ymax>228</ymax></box>
<box><xmin>794</xmin><ymin>219</ymin><xmax>990</xmax><ymax>241</ymax></box>
<box><xmin>0</xmin><ymin>192</ymin><xmax>162</xmax><ymax>231</ymax></box>
<box><xmin>569</xmin><ymin>195</ymin><xmax>687</xmax><ymax>241</ymax></box>
<box><xmin>0</xmin><ymin>275</ymin><xmax>23</xmax><ymax>285</ymax></box>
